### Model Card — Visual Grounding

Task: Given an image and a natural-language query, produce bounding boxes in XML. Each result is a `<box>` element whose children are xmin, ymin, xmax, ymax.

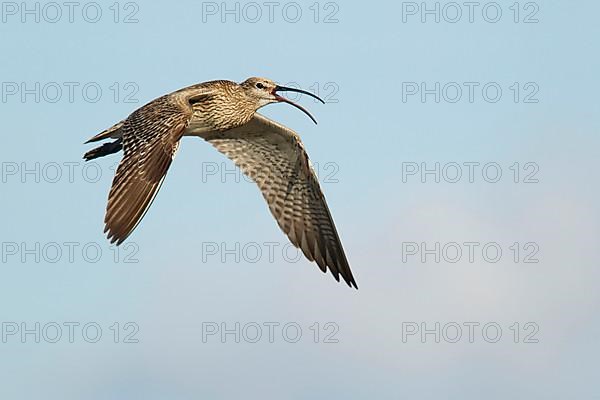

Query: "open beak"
<box><xmin>273</xmin><ymin>85</ymin><xmax>325</xmax><ymax>125</ymax></box>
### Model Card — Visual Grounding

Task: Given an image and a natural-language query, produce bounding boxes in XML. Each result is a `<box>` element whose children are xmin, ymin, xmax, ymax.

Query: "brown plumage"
<box><xmin>84</xmin><ymin>77</ymin><xmax>357</xmax><ymax>289</ymax></box>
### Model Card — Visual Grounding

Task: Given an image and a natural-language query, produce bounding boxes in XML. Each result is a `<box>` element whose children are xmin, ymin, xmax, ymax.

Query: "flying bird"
<box><xmin>83</xmin><ymin>77</ymin><xmax>357</xmax><ymax>289</ymax></box>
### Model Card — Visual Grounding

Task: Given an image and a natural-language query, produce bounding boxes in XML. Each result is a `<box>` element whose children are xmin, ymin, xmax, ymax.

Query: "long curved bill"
<box><xmin>273</xmin><ymin>85</ymin><xmax>325</xmax><ymax>125</ymax></box>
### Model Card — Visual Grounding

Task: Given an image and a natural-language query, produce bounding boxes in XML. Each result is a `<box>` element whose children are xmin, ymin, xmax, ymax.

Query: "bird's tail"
<box><xmin>83</xmin><ymin>138</ymin><xmax>123</xmax><ymax>161</ymax></box>
<box><xmin>85</xmin><ymin>120</ymin><xmax>124</xmax><ymax>143</ymax></box>
<box><xmin>83</xmin><ymin>120</ymin><xmax>124</xmax><ymax>160</ymax></box>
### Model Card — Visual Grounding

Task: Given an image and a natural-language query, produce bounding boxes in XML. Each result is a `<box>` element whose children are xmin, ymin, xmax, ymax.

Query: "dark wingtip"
<box><xmin>331</xmin><ymin>267</ymin><xmax>358</xmax><ymax>289</ymax></box>
<box><xmin>82</xmin><ymin>149</ymin><xmax>98</xmax><ymax>161</ymax></box>
<box><xmin>106</xmin><ymin>232</ymin><xmax>124</xmax><ymax>247</ymax></box>
<box><xmin>343</xmin><ymin>276</ymin><xmax>358</xmax><ymax>290</ymax></box>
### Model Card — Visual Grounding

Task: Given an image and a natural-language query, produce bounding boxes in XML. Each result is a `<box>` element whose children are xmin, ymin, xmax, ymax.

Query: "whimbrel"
<box><xmin>83</xmin><ymin>78</ymin><xmax>357</xmax><ymax>289</ymax></box>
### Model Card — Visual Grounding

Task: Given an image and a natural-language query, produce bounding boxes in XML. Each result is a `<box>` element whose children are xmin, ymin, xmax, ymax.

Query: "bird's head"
<box><xmin>240</xmin><ymin>77</ymin><xmax>325</xmax><ymax>124</ymax></box>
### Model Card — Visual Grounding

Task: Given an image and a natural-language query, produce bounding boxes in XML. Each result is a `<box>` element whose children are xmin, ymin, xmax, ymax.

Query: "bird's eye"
<box><xmin>256</xmin><ymin>83</ymin><xmax>265</xmax><ymax>89</ymax></box>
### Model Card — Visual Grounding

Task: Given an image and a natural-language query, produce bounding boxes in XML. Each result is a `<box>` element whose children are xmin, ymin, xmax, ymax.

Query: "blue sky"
<box><xmin>0</xmin><ymin>1</ymin><xmax>599</xmax><ymax>398</ymax></box>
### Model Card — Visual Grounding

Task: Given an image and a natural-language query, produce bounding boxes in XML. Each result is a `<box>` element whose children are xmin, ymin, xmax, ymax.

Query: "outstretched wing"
<box><xmin>199</xmin><ymin>113</ymin><xmax>357</xmax><ymax>288</ymax></box>
<box><xmin>104</xmin><ymin>95</ymin><xmax>192</xmax><ymax>245</ymax></box>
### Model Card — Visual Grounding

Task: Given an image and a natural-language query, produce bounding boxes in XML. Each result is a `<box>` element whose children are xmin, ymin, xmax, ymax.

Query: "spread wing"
<box><xmin>104</xmin><ymin>95</ymin><xmax>192</xmax><ymax>245</ymax></box>
<box><xmin>200</xmin><ymin>113</ymin><xmax>357</xmax><ymax>288</ymax></box>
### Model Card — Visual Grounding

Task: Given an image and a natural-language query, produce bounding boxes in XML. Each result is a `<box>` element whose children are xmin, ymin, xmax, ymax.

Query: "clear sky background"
<box><xmin>0</xmin><ymin>1</ymin><xmax>599</xmax><ymax>398</ymax></box>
